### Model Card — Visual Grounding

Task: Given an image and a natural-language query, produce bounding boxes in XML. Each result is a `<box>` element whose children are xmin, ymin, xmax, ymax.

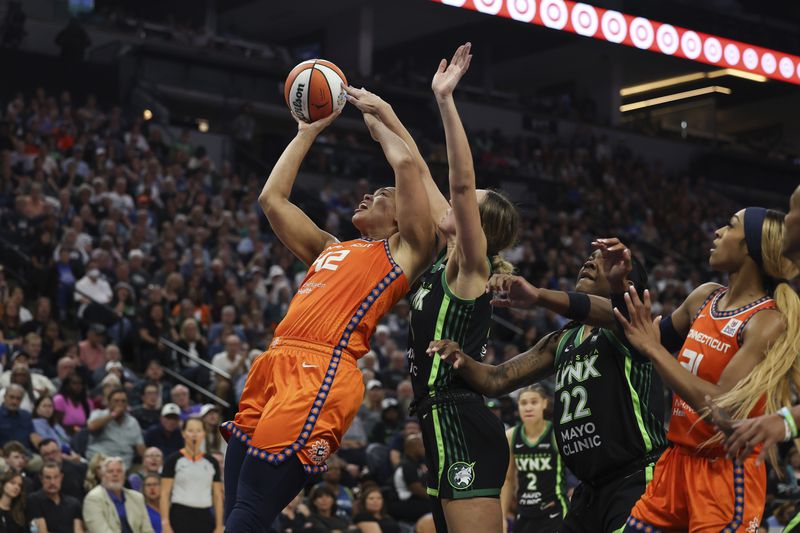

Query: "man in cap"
<box><xmin>144</xmin><ymin>403</ymin><xmax>185</xmax><ymax>457</ymax></box>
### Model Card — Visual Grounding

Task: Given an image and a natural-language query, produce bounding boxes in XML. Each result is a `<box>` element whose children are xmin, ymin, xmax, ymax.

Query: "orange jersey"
<box><xmin>273</xmin><ymin>238</ymin><xmax>409</xmax><ymax>359</ymax></box>
<box><xmin>668</xmin><ymin>287</ymin><xmax>776</xmax><ymax>453</ymax></box>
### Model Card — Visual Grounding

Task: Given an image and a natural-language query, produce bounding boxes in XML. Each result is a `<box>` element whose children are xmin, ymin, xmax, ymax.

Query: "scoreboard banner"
<box><xmin>431</xmin><ymin>0</ymin><xmax>800</xmax><ymax>85</ymax></box>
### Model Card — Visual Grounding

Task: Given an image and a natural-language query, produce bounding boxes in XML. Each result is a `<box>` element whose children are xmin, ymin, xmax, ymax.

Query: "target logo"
<box><xmin>761</xmin><ymin>52</ymin><xmax>776</xmax><ymax>74</ymax></box>
<box><xmin>507</xmin><ymin>0</ymin><xmax>536</xmax><ymax>23</ymax></box>
<box><xmin>680</xmin><ymin>31</ymin><xmax>702</xmax><ymax>59</ymax></box>
<box><xmin>779</xmin><ymin>57</ymin><xmax>794</xmax><ymax>78</ymax></box>
<box><xmin>703</xmin><ymin>37</ymin><xmax>722</xmax><ymax>63</ymax></box>
<box><xmin>656</xmin><ymin>24</ymin><xmax>679</xmax><ymax>55</ymax></box>
<box><xmin>540</xmin><ymin>0</ymin><xmax>567</xmax><ymax>30</ymax></box>
<box><xmin>724</xmin><ymin>44</ymin><xmax>740</xmax><ymax>66</ymax></box>
<box><xmin>630</xmin><ymin>18</ymin><xmax>654</xmax><ymax>50</ymax></box>
<box><xmin>571</xmin><ymin>3</ymin><xmax>598</xmax><ymax>37</ymax></box>
<box><xmin>742</xmin><ymin>48</ymin><xmax>758</xmax><ymax>70</ymax></box>
<box><xmin>472</xmin><ymin>0</ymin><xmax>502</xmax><ymax>14</ymax></box>
<box><xmin>601</xmin><ymin>10</ymin><xmax>626</xmax><ymax>44</ymax></box>
<box><xmin>441</xmin><ymin>0</ymin><xmax>467</xmax><ymax>5</ymax></box>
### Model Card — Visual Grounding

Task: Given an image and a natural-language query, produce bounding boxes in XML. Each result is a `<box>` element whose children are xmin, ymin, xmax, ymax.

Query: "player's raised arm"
<box><xmin>346</xmin><ymin>87</ymin><xmax>437</xmax><ymax>280</ymax></box>
<box><xmin>258</xmin><ymin>111</ymin><xmax>341</xmax><ymax>266</ymax></box>
<box><xmin>426</xmin><ymin>334</ymin><xmax>559</xmax><ymax>397</ymax></box>
<box><xmin>432</xmin><ymin>43</ymin><xmax>488</xmax><ymax>278</ymax></box>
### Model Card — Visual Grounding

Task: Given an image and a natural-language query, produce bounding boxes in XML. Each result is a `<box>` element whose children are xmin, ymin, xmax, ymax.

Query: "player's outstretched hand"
<box><xmin>431</xmin><ymin>42</ymin><xmax>473</xmax><ymax>100</ymax></box>
<box><xmin>427</xmin><ymin>339</ymin><xmax>468</xmax><ymax>369</ymax></box>
<box><xmin>592</xmin><ymin>237</ymin><xmax>631</xmax><ymax>292</ymax></box>
<box><xmin>295</xmin><ymin>106</ymin><xmax>342</xmax><ymax>134</ymax></box>
<box><xmin>613</xmin><ymin>286</ymin><xmax>662</xmax><ymax>356</ymax></box>
<box><xmin>709</xmin><ymin>394</ymin><xmax>785</xmax><ymax>465</ymax></box>
<box><xmin>487</xmin><ymin>274</ymin><xmax>540</xmax><ymax>309</ymax></box>
<box><xmin>342</xmin><ymin>85</ymin><xmax>388</xmax><ymax>115</ymax></box>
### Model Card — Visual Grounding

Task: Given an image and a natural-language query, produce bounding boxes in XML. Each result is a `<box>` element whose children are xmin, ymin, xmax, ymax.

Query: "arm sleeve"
<box><xmin>161</xmin><ymin>453</ymin><xmax>178</xmax><ymax>479</ymax></box>
<box><xmin>401</xmin><ymin>460</ymin><xmax>419</xmax><ymax>484</ymax></box>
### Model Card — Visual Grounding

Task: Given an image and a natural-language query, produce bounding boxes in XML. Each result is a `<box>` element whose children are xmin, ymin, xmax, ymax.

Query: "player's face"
<box><xmin>518</xmin><ymin>391</ymin><xmax>546</xmax><ymax>423</ymax></box>
<box><xmin>710</xmin><ymin>210</ymin><xmax>747</xmax><ymax>272</ymax></box>
<box><xmin>575</xmin><ymin>250</ymin><xmax>611</xmax><ymax>297</ymax></box>
<box><xmin>783</xmin><ymin>185</ymin><xmax>800</xmax><ymax>266</ymax></box>
<box><xmin>352</xmin><ymin>187</ymin><xmax>397</xmax><ymax>235</ymax></box>
<box><xmin>438</xmin><ymin>189</ymin><xmax>488</xmax><ymax>237</ymax></box>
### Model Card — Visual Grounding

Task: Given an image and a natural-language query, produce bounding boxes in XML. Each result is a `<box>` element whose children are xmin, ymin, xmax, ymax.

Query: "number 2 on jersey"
<box><xmin>312</xmin><ymin>250</ymin><xmax>351</xmax><ymax>272</ymax></box>
<box><xmin>560</xmin><ymin>386</ymin><xmax>591</xmax><ymax>424</ymax></box>
<box><xmin>526</xmin><ymin>473</ymin><xmax>538</xmax><ymax>491</ymax></box>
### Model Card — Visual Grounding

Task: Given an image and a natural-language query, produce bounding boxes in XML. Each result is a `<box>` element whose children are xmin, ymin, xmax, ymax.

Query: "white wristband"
<box><xmin>783</xmin><ymin>417</ymin><xmax>792</xmax><ymax>442</ymax></box>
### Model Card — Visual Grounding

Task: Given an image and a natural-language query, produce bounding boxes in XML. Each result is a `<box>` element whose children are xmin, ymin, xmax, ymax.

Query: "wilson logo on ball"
<box><xmin>284</xmin><ymin>59</ymin><xmax>348</xmax><ymax>123</ymax></box>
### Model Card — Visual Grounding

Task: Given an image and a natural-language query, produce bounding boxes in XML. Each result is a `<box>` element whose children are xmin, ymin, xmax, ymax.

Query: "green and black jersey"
<box><xmin>408</xmin><ymin>252</ymin><xmax>492</xmax><ymax>400</ymax></box>
<box><xmin>512</xmin><ymin>421</ymin><xmax>568</xmax><ymax>519</ymax></box>
<box><xmin>553</xmin><ymin>325</ymin><xmax>666</xmax><ymax>483</ymax></box>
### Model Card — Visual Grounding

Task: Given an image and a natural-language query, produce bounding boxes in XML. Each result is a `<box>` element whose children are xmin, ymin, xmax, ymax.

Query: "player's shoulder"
<box><xmin>687</xmin><ymin>282</ymin><xmax>724</xmax><ymax>306</ymax></box>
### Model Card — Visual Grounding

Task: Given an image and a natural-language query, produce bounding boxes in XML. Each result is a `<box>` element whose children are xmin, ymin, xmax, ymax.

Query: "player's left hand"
<box><xmin>613</xmin><ymin>286</ymin><xmax>662</xmax><ymax>356</ymax></box>
<box><xmin>342</xmin><ymin>85</ymin><xmax>387</xmax><ymax>115</ymax></box>
<box><xmin>431</xmin><ymin>42</ymin><xmax>473</xmax><ymax>100</ymax></box>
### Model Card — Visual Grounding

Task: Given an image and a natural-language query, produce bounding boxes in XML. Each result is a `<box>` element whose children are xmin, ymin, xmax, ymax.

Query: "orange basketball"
<box><xmin>284</xmin><ymin>59</ymin><xmax>348</xmax><ymax>123</ymax></box>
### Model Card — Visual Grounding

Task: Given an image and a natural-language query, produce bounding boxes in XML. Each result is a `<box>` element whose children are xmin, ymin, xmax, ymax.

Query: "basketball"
<box><xmin>284</xmin><ymin>59</ymin><xmax>348</xmax><ymax>123</ymax></box>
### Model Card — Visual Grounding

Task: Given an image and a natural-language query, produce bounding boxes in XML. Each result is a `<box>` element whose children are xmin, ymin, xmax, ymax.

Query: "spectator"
<box><xmin>382</xmin><ymin>350</ymin><xmax>408</xmax><ymax>392</ymax></box>
<box><xmin>359</xmin><ymin>380</ymin><xmax>384</xmax><ymax>437</ymax></box>
<box><xmin>198</xmin><ymin>404</ymin><xmax>225</xmax><ymax>455</ymax></box>
<box><xmin>131</xmin><ymin>382</ymin><xmax>162</xmax><ymax>431</ymax></box>
<box><xmin>141</xmin><ymin>473</ymin><xmax>162</xmax><ymax>533</ymax></box>
<box><xmin>389</xmin><ymin>433</ymin><xmax>429</xmax><ymax>523</ymax></box>
<box><xmin>0</xmin><ymin>383</ymin><xmax>41</xmax><ymax>449</ymax></box>
<box><xmin>78</xmin><ymin>324</ymin><xmax>107</xmax><ymax>373</ymax></box>
<box><xmin>144</xmin><ymin>404</ymin><xmax>184</xmax><ymax>457</ymax></box>
<box><xmin>91</xmin><ymin>345</ymin><xmax>136</xmax><ymax>389</ymax></box>
<box><xmin>82</xmin><ymin>456</ymin><xmax>155</xmax><ymax>533</ymax></box>
<box><xmin>169</xmin><ymin>385</ymin><xmax>199</xmax><ymax>421</ymax></box>
<box><xmin>53</xmin><ymin>372</ymin><xmax>93</xmax><ymax>434</ymax></box>
<box><xmin>32</xmin><ymin>395</ymin><xmax>71</xmax><ymax>451</ymax></box>
<box><xmin>270</xmin><ymin>493</ymin><xmax>311</xmax><ymax>533</ymax></box>
<box><xmin>766</xmin><ymin>501</ymin><xmax>796</xmax><ymax>530</ymax></box>
<box><xmin>0</xmin><ymin>364</ymin><xmax>37</xmax><ymax>411</ymax></box>
<box><xmin>133</xmin><ymin>361</ymin><xmax>171</xmax><ymax>407</ymax></box>
<box><xmin>316</xmin><ymin>455</ymin><xmax>354</xmax><ymax>522</ymax></box>
<box><xmin>369</xmin><ymin>398</ymin><xmax>402</xmax><ymax>445</ymax></box>
<box><xmin>173</xmin><ymin>319</ymin><xmax>208</xmax><ymax>388</ymax></box>
<box><xmin>0</xmin><ymin>469</ymin><xmax>27</xmax><ymax>533</ymax></box>
<box><xmin>388</xmin><ymin>418</ymin><xmax>421</xmax><ymax>469</ymax></box>
<box><xmin>206</xmin><ymin>305</ymin><xmax>244</xmax><ymax>354</ymax></box>
<box><xmin>139</xmin><ymin>304</ymin><xmax>175</xmax><ymax>366</ymax></box>
<box><xmin>209</xmin><ymin>335</ymin><xmax>245</xmax><ymax>399</ymax></box>
<box><xmin>353</xmin><ymin>483</ymin><xmax>400</xmax><ymax>533</ymax></box>
<box><xmin>37</xmin><ymin>439</ymin><xmax>86</xmax><ymax>500</ymax></box>
<box><xmin>27</xmin><ymin>461</ymin><xmax>83</xmax><ymax>533</ymax></box>
<box><xmin>160</xmin><ymin>417</ymin><xmax>223</xmax><ymax>533</ymax></box>
<box><xmin>0</xmin><ymin>352</ymin><xmax>56</xmax><ymax>397</ymax></box>
<box><xmin>86</xmin><ymin>387</ymin><xmax>145</xmax><ymax>469</ymax></box>
<box><xmin>306</xmin><ymin>483</ymin><xmax>351</xmax><ymax>533</ymax></box>
<box><xmin>54</xmin><ymin>18</ymin><xmax>91</xmax><ymax>62</ymax></box>
<box><xmin>52</xmin><ymin>356</ymin><xmax>78</xmax><ymax>391</ymax></box>
<box><xmin>75</xmin><ymin>269</ymin><xmax>113</xmax><ymax>310</ymax></box>
<box><xmin>395</xmin><ymin>380</ymin><xmax>413</xmax><ymax>416</ymax></box>
<box><xmin>128</xmin><ymin>448</ymin><xmax>163</xmax><ymax>492</ymax></box>
<box><xmin>2</xmin><ymin>441</ymin><xmax>36</xmax><ymax>494</ymax></box>
<box><xmin>83</xmin><ymin>454</ymin><xmax>106</xmax><ymax>494</ymax></box>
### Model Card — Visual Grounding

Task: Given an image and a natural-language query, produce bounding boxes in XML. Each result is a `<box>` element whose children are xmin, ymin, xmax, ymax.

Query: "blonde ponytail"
<box><xmin>491</xmin><ymin>254</ymin><xmax>514</xmax><ymax>275</ymax></box>
<box><xmin>707</xmin><ymin>211</ymin><xmax>800</xmax><ymax>462</ymax></box>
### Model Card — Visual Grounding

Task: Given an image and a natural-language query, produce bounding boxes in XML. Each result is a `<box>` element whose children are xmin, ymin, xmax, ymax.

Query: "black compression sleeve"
<box><xmin>566</xmin><ymin>292</ymin><xmax>590</xmax><ymax>321</ymax></box>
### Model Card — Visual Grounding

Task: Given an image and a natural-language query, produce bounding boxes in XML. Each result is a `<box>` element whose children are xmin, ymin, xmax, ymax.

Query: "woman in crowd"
<box><xmin>306</xmin><ymin>484</ymin><xmax>352</xmax><ymax>533</ymax></box>
<box><xmin>0</xmin><ymin>469</ymin><xmax>27</xmax><ymax>533</ymax></box>
<box><xmin>32</xmin><ymin>394</ymin><xmax>72</xmax><ymax>452</ymax></box>
<box><xmin>161</xmin><ymin>416</ymin><xmax>223</xmax><ymax>533</ymax></box>
<box><xmin>53</xmin><ymin>371</ymin><xmax>93</xmax><ymax>434</ymax></box>
<box><xmin>353</xmin><ymin>484</ymin><xmax>400</xmax><ymax>533</ymax></box>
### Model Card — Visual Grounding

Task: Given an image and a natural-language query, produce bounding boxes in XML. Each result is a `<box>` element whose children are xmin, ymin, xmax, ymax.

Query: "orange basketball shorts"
<box><xmin>224</xmin><ymin>337</ymin><xmax>364</xmax><ymax>474</ymax></box>
<box><xmin>625</xmin><ymin>445</ymin><xmax>765</xmax><ymax>533</ymax></box>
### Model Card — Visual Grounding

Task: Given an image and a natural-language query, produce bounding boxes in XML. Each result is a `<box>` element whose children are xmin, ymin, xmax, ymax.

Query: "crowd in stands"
<box><xmin>0</xmin><ymin>81</ymin><xmax>795</xmax><ymax>532</ymax></box>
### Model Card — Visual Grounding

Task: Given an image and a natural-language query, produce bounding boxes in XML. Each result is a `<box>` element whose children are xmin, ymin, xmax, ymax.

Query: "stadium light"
<box><xmin>621</xmin><ymin>68</ymin><xmax>767</xmax><ymax>96</ymax></box>
<box><xmin>197</xmin><ymin>119</ymin><xmax>209</xmax><ymax>132</ymax></box>
<box><xmin>431</xmin><ymin>0</ymin><xmax>800</xmax><ymax>85</ymax></box>
<box><xmin>619</xmin><ymin>86</ymin><xmax>732</xmax><ymax>112</ymax></box>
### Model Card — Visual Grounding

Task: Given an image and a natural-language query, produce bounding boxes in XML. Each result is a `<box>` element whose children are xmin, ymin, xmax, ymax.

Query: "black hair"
<box><xmin>627</xmin><ymin>254</ymin><xmax>649</xmax><ymax>298</ymax></box>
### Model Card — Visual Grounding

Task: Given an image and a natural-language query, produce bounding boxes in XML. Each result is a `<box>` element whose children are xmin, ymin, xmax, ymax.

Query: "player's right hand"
<box><xmin>431</xmin><ymin>42</ymin><xmax>473</xmax><ymax>100</ymax></box>
<box><xmin>592</xmin><ymin>237</ymin><xmax>632</xmax><ymax>291</ymax></box>
<box><xmin>427</xmin><ymin>339</ymin><xmax>468</xmax><ymax>369</ymax></box>
<box><xmin>487</xmin><ymin>274</ymin><xmax>540</xmax><ymax>309</ymax></box>
<box><xmin>342</xmin><ymin>85</ymin><xmax>387</xmax><ymax>115</ymax></box>
<box><xmin>295</xmin><ymin>106</ymin><xmax>342</xmax><ymax>134</ymax></box>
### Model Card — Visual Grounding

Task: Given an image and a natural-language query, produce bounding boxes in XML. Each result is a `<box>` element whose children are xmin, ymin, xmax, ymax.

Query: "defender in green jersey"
<box><xmin>429</xmin><ymin>249</ymin><xmax>666</xmax><ymax>533</ymax></box>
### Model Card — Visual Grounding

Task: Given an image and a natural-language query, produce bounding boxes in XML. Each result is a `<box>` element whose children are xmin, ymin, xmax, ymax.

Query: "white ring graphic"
<box><xmin>601</xmin><ymin>10</ymin><xmax>627</xmax><ymax>44</ymax></box>
<box><xmin>779</xmin><ymin>57</ymin><xmax>794</xmax><ymax>78</ymax></box>
<box><xmin>761</xmin><ymin>52</ymin><xmax>776</xmax><ymax>74</ymax></box>
<box><xmin>680</xmin><ymin>31</ymin><xmax>701</xmax><ymax>59</ymax></box>
<box><xmin>540</xmin><ymin>0</ymin><xmax>567</xmax><ymax>30</ymax></box>
<box><xmin>571</xmin><ymin>3</ymin><xmax>598</xmax><ymax>37</ymax></box>
<box><xmin>507</xmin><ymin>0</ymin><xmax>536</xmax><ymax>22</ymax></box>
<box><xmin>742</xmin><ymin>48</ymin><xmax>758</xmax><ymax>70</ymax></box>
<box><xmin>473</xmin><ymin>0</ymin><xmax>503</xmax><ymax>15</ymax></box>
<box><xmin>656</xmin><ymin>24</ymin><xmax>679</xmax><ymax>55</ymax></box>
<box><xmin>703</xmin><ymin>37</ymin><xmax>722</xmax><ymax>63</ymax></box>
<box><xmin>630</xmin><ymin>17</ymin><xmax>654</xmax><ymax>49</ymax></box>
<box><xmin>723</xmin><ymin>43</ymin><xmax>740</xmax><ymax>66</ymax></box>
